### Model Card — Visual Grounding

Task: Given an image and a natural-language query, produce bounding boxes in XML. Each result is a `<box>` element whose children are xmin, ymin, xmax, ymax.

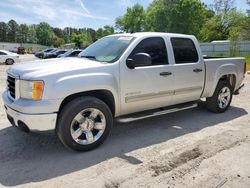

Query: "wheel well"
<box><xmin>58</xmin><ymin>90</ymin><xmax>116</xmax><ymax>116</ymax></box>
<box><xmin>219</xmin><ymin>74</ymin><xmax>236</xmax><ymax>90</ymax></box>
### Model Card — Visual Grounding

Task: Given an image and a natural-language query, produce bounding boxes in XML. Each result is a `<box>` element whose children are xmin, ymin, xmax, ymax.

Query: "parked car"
<box><xmin>3</xmin><ymin>32</ymin><xmax>246</xmax><ymax>151</ymax></box>
<box><xmin>35</xmin><ymin>48</ymin><xmax>57</xmax><ymax>59</ymax></box>
<box><xmin>17</xmin><ymin>47</ymin><xmax>25</xmax><ymax>55</ymax></box>
<box><xmin>43</xmin><ymin>49</ymin><xmax>67</xmax><ymax>59</ymax></box>
<box><xmin>0</xmin><ymin>50</ymin><xmax>19</xmax><ymax>65</ymax></box>
<box><xmin>58</xmin><ymin>49</ymin><xmax>82</xmax><ymax>58</ymax></box>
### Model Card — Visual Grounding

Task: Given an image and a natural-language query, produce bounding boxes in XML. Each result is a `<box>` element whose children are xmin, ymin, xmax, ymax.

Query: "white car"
<box><xmin>0</xmin><ymin>50</ymin><xmax>19</xmax><ymax>65</ymax></box>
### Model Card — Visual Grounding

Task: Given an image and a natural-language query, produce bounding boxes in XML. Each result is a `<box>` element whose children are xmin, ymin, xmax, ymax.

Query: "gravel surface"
<box><xmin>0</xmin><ymin>55</ymin><xmax>250</xmax><ymax>188</ymax></box>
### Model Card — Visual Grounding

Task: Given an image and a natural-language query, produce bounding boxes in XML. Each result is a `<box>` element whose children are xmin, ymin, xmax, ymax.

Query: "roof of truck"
<box><xmin>109</xmin><ymin>32</ymin><xmax>194</xmax><ymax>38</ymax></box>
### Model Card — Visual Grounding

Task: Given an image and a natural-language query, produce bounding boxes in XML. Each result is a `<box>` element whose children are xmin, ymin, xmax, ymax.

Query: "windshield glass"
<box><xmin>79</xmin><ymin>36</ymin><xmax>134</xmax><ymax>62</ymax></box>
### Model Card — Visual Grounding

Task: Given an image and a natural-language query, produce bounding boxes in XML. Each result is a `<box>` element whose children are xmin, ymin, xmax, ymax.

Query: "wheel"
<box><xmin>5</xmin><ymin>58</ymin><xmax>14</xmax><ymax>65</ymax></box>
<box><xmin>206</xmin><ymin>80</ymin><xmax>233</xmax><ymax>113</ymax></box>
<box><xmin>56</xmin><ymin>97</ymin><xmax>113</xmax><ymax>151</ymax></box>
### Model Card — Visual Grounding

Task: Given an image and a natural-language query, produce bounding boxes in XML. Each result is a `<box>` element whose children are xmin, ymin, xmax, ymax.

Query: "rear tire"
<box><xmin>56</xmin><ymin>97</ymin><xmax>113</xmax><ymax>152</ymax></box>
<box><xmin>5</xmin><ymin>58</ymin><xmax>14</xmax><ymax>65</ymax></box>
<box><xmin>206</xmin><ymin>80</ymin><xmax>233</xmax><ymax>113</ymax></box>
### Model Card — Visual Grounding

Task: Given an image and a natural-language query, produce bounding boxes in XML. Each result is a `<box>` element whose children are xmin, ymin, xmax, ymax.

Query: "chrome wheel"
<box><xmin>70</xmin><ymin>108</ymin><xmax>106</xmax><ymax>145</ymax></box>
<box><xmin>218</xmin><ymin>86</ymin><xmax>231</xmax><ymax>109</ymax></box>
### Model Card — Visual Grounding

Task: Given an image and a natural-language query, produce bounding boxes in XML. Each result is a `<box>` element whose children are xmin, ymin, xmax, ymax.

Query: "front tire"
<box><xmin>206</xmin><ymin>80</ymin><xmax>233</xmax><ymax>113</ymax></box>
<box><xmin>5</xmin><ymin>58</ymin><xmax>14</xmax><ymax>65</ymax></box>
<box><xmin>56</xmin><ymin>97</ymin><xmax>113</xmax><ymax>151</ymax></box>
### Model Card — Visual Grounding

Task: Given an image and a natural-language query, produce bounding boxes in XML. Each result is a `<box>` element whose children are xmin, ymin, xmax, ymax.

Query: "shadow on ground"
<box><xmin>0</xmin><ymin>105</ymin><xmax>247</xmax><ymax>186</ymax></box>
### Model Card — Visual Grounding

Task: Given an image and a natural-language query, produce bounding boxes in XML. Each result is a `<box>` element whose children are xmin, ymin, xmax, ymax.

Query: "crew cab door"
<box><xmin>170</xmin><ymin>37</ymin><xmax>205</xmax><ymax>104</ymax></box>
<box><xmin>119</xmin><ymin>37</ymin><xmax>175</xmax><ymax>115</ymax></box>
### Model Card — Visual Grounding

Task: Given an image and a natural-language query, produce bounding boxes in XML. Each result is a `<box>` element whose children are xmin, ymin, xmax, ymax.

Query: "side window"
<box><xmin>129</xmin><ymin>37</ymin><xmax>168</xmax><ymax>65</ymax></box>
<box><xmin>0</xmin><ymin>52</ymin><xmax>7</xmax><ymax>55</ymax></box>
<box><xmin>171</xmin><ymin>38</ymin><xmax>198</xmax><ymax>64</ymax></box>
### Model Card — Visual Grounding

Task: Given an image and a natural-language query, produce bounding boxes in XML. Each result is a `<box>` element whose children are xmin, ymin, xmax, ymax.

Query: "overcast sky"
<box><xmin>0</xmin><ymin>0</ymin><xmax>248</xmax><ymax>29</ymax></box>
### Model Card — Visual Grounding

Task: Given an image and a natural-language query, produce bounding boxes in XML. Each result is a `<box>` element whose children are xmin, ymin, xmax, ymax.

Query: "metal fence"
<box><xmin>0</xmin><ymin>42</ymin><xmax>48</xmax><ymax>52</ymax></box>
<box><xmin>200</xmin><ymin>41</ymin><xmax>250</xmax><ymax>56</ymax></box>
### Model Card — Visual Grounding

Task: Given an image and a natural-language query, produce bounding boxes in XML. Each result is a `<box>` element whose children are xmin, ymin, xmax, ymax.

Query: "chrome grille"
<box><xmin>7</xmin><ymin>75</ymin><xmax>15</xmax><ymax>99</ymax></box>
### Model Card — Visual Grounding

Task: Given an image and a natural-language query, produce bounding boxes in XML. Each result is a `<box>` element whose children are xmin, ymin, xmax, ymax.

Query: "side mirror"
<box><xmin>126</xmin><ymin>53</ymin><xmax>152</xmax><ymax>69</ymax></box>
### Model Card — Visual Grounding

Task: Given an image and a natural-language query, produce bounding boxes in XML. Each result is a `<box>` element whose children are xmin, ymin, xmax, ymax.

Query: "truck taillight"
<box><xmin>243</xmin><ymin>61</ymin><xmax>246</xmax><ymax>78</ymax></box>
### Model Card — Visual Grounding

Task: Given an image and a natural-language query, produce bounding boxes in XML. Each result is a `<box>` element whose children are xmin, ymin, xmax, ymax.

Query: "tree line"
<box><xmin>115</xmin><ymin>0</ymin><xmax>250</xmax><ymax>42</ymax></box>
<box><xmin>0</xmin><ymin>0</ymin><xmax>249</xmax><ymax>48</ymax></box>
<box><xmin>0</xmin><ymin>20</ymin><xmax>115</xmax><ymax>48</ymax></box>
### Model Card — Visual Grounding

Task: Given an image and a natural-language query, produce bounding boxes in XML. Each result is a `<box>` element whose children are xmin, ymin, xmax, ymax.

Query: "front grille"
<box><xmin>7</xmin><ymin>75</ymin><xmax>16</xmax><ymax>99</ymax></box>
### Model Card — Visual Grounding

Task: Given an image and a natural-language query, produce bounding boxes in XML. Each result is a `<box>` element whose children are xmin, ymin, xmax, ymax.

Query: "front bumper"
<box><xmin>2</xmin><ymin>91</ymin><xmax>58</xmax><ymax>131</ymax></box>
<box><xmin>4</xmin><ymin>105</ymin><xmax>57</xmax><ymax>131</ymax></box>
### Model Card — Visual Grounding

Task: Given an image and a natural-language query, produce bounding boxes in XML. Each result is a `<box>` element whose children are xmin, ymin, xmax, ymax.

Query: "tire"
<box><xmin>206</xmin><ymin>80</ymin><xmax>233</xmax><ymax>113</ymax></box>
<box><xmin>56</xmin><ymin>97</ymin><xmax>113</xmax><ymax>151</ymax></box>
<box><xmin>5</xmin><ymin>58</ymin><xmax>14</xmax><ymax>65</ymax></box>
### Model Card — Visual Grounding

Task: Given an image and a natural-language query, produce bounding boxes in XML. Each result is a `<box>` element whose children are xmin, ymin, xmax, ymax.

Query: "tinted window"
<box><xmin>129</xmin><ymin>37</ymin><xmax>168</xmax><ymax>65</ymax></box>
<box><xmin>0</xmin><ymin>51</ymin><xmax>7</xmax><ymax>55</ymax></box>
<box><xmin>171</xmin><ymin>38</ymin><xmax>198</xmax><ymax>64</ymax></box>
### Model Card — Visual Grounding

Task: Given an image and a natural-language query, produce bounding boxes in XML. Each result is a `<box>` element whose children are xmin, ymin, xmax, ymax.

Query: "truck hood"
<box><xmin>8</xmin><ymin>57</ymin><xmax>108</xmax><ymax>79</ymax></box>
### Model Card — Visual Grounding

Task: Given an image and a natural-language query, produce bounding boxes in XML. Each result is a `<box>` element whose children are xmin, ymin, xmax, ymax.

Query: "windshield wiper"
<box><xmin>81</xmin><ymin>55</ymin><xmax>96</xmax><ymax>60</ymax></box>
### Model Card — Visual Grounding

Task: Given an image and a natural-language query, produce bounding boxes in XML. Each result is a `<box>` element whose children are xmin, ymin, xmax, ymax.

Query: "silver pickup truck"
<box><xmin>3</xmin><ymin>32</ymin><xmax>246</xmax><ymax>151</ymax></box>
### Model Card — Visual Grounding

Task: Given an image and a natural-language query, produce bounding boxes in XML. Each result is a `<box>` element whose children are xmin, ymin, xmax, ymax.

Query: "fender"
<box><xmin>46</xmin><ymin>73</ymin><xmax>120</xmax><ymax>115</ymax></box>
<box><xmin>205</xmin><ymin>63</ymin><xmax>237</xmax><ymax>97</ymax></box>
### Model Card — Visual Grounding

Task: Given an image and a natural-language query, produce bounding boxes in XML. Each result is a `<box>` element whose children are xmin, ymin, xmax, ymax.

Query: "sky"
<box><xmin>0</xmin><ymin>0</ymin><xmax>248</xmax><ymax>29</ymax></box>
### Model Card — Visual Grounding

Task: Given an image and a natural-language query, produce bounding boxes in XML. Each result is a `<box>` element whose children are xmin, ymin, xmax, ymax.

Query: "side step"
<box><xmin>116</xmin><ymin>102</ymin><xmax>198</xmax><ymax>123</ymax></box>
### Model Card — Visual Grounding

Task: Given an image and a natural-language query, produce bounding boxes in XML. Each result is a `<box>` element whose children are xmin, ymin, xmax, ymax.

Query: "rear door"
<box><xmin>170</xmin><ymin>37</ymin><xmax>205</xmax><ymax>104</ymax></box>
<box><xmin>119</xmin><ymin>37</ymin><xmax>175</xmax><ymax>115</ymax></box>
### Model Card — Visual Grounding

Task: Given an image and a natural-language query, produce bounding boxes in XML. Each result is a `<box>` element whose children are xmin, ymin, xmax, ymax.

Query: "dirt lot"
<box><xmin>0</xmin><ymin>55</ymin><xmax>250</xmax><ymax>188</ymax></box>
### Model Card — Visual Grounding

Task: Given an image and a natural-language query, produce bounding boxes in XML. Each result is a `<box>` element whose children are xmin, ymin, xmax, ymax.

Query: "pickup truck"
<box><xmin>3</xmin><ymin>32</ymin><xmax>246</xmax><ymax>151</ymax></box>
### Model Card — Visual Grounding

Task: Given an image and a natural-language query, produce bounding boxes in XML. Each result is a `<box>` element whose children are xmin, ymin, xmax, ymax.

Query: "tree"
<box><xmin>0</xmin><ymin>22</ymin><xmax>8</xmax><ymax>42</ymax></box>
<box><xmin>200</xmin><ymin>1</ymin><xmax>245</xmax><ymax>42</ymax></box>
<box><xmin>96</xmin><ymin>25</ymin><xmax>115</xmax><ymax>39</ymax></box>
<box><xmin>7</xmin><ymin>20</ymin><xmax>19</xmax><ymax>42</ymax></box>
<box><xmin>17</xmin><ymin>24</ymin><xmax>29</xmax><ymax>43</ymax></box>
<box><xmin>53</xmin><ymin>36</ymin><xmax>65</xmax><ymax>47</ymax></box>
<box><xmin>71</xmin><ymin>33</ymin><xmax>86</xmax><ymax>48</ymax></box>
<box><xmin>115</xmin><ymin>4</ymin><xmax>146</xmax><ymax>32</ymax></box>
<box><xmin>145</xmin><ymin>0</ymin><xmax>207</xmax><ymax>38</ymax></box>
<box><xmin>27</xmin><ymin>24</ymin><xmax>37</xmax><ymax>44</ymax></box>
<box><xmin>35</xmin><ymin>22</ymin><xmax>54</xmax><ymax>46</ymax></box>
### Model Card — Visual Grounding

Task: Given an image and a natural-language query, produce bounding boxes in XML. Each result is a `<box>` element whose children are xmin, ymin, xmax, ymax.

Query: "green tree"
<box><xmin>200</xmin><ymin>9</ymin><xmax>246</xmax><ymax>41</ymax></box>
<box><xmin>7</xmin><ymin>20</ymin><xmax>19</xmax><ymax>42</ymax></box>
<box><xmin>36</xmin><ymin>22</ymin><xmax>54</xmax><ymax>46</ymax></box>
<box><xmin>71</xmin><ymin>33</ymin><xmax>87</xmax><ymax>48</ymax></box>
<box><xmin>96</xmin><ymin>25</ymin><xmax>115</xmax><ymax>39</ymax></box>
<box><xmin>146</xmin><ymin>0</ymin><xmax>207</xmax><ymax>38</ymax></box>
<box><xmin>0</xmin><ymin>22</ymin><xmax>8</xmax><ymax>42</ymax></box>
<box><xmin>53</xmin><ymin>36</ymin><xmax>65</xmax><ymax>47</ymax></box>
<box><xmin>115</xmin><ymin>4</ymin><xmax>146</xmax><ymax>32</ymax></box>
<box><xmin>17</xmin><ymin>24</ymin><xmax>29</xmax><ymax>43</ymax></box>
<box><xmin>27</xmin><ymin>24</ymin><xmax>37</xmax><ymax>43</ymax></box>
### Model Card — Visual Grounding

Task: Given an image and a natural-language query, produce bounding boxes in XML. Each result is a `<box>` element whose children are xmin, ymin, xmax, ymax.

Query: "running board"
<box><xmin>116</xmin><ymin>102</ymin><xmax>198</xmax><ymax>123</ymax></box>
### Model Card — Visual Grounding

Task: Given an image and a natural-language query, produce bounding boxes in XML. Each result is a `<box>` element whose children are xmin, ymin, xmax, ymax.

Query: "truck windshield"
<box><xmin>79</xmin><ymin>36</ymin><xmax>134</xmax><ymax>63</ymax></box>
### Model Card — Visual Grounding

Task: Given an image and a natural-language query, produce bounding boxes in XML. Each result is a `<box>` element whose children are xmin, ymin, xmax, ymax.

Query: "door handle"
<box><xmin>160</xmin><ymin>72</ymin><xmax>172</xmax><ymax>76</ymax></box>
<box><xmin>193</xmin><ymin>68</ymin><xmax>203</xmax><ymax>73</ymax></box>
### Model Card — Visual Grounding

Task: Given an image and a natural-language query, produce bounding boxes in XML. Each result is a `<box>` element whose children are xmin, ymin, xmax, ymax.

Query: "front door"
<box><xmin>119</xmin><ymin>37</ymin><xmax>175</xmax><ymax>115</ymax></box>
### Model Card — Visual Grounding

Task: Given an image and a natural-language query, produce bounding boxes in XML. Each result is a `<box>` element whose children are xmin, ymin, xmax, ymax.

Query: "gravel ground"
<box><xmin>0</xmin><ymin>55</ymin><xmax>250</xmax><ymax>188</ymax></box>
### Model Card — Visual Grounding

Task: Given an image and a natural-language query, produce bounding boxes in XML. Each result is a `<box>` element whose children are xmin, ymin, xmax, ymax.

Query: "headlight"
<box><xmin>20</xmin><ymin>80</ymin><xmax>44</xmax><ymax>100</ymax></box>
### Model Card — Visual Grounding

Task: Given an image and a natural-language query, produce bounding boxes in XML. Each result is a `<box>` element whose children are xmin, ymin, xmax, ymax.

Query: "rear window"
<box><xmin>171</xmin><ymin>38</ymin><xmax>198</xmax><ymax>64</ymax></box>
